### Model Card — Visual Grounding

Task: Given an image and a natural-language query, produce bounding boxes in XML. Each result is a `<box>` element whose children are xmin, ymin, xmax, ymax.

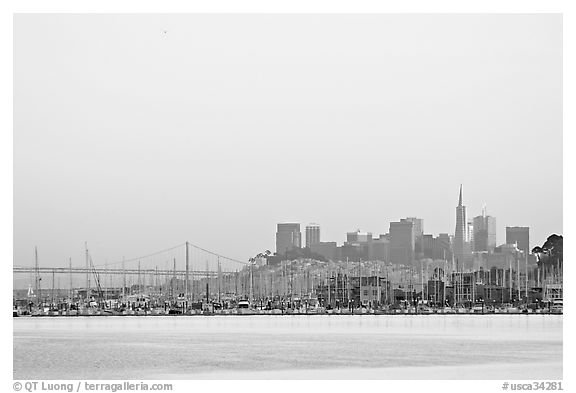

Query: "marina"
<box><xmin>11</xmin><ymin>305</ymin><xmax>564</xmax><ymax>317</ymax></box>
<box><xmin>13</xmin><ymin>241</ymin><xmax>563</xmax><ymax>317</ymax></box>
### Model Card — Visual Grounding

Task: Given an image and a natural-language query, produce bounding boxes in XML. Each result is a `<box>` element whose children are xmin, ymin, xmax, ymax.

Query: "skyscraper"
<box><xmin>506</xmin><ymin>226</ymin><xmax>530</xmax><ymax>255</ymax></box>
<box><xmin>341</xmin><ymin>230</ymin><xmax>373</xmax><ymax>261</ymax></box>
<box><xmin>454</xmin><ymin>185</ymin><xmax>473</xmax><ymax>269</ymax></box>
<box><xmin>346</xmin><ymin>230</ymin><xmax>372</xmax><ymax>244</ymax></box>
<box><xmin>473</xmin><ymin>207</ymin><xmax>497</xmax><ymax>252</ymax></box>
<box><xmin>276</xmin><ymin>223</ymin><xmax>302</xmax><ymax>256</ymax></box>
<box><xmin>305</xmin><ymin>224</ymin><xmax>321</xmax><ymax>248</ymax></box>
<box><xmin>404</xmin><ymin>217</ymin><xmax>424</xmax><ymax>239</ymax></box>
<box><xmin>389</xmin><ymin>219</ymin><xmax>415</xmax><ymax>265</ymax></box>
<box><xmin>433</xmin><ymin>233</ymin><xmax>453</xmax><ymax>261</ymax></box>
<box><xmin>467</xmin><ymin>221</ymin><xmax>475</xmax><ymax>251</ymax></box>
<box><xmin>404</xmin><ymin>217</ymin><xmax>424</xmax><ymax>256</ymax></box>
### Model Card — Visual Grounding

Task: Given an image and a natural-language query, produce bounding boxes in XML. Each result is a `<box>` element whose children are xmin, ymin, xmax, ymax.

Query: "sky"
<box><xmin>14</xmin><ymin>13</ymin><xmax>562</xmax><ymax>275</ymax></box>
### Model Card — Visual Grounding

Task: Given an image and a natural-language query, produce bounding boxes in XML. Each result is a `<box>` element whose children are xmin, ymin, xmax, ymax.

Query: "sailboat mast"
<box><xmin>85</xmin><ymin>242</ymin><xmax>90</xmax><ymax>302</ymax></box>
<box><xmin>525</xmin><ymin>253</ymin><xmax>528</xmax><ymax>304</ymax></box>
<box><xmin>172</xmin><ymin>258</ymin><xmax>176</xmax><ymax>299</ymax></box>
<box><xmin>335</xmin><ymin>269</ymin><xmax>338</xmax><ymax>308</ymax></box>
<box><xmin>34</xmin><ymin>246</ymin><xmax>40</xmax><ymax>306</ymax></box>
<box><xmin>51</xmin><ymin>268</ymin><xmax>55</xmax><ymax>307</ymax></box>
<box><xmin>69</xmin><ymin>257</ymin><xmax>73</xmax><ymax>301</ymax></box>
<box><xmin>345</xmin><ymin>257</ymin><xmax>349</xmax><ymax>305</ymax></box>
<box><xmin>517</xmin><ymin>254</ymin><xmax>520</xmax><ymax>302</ymax></box>
<box><xmin>217</xmin><ymin>256</ymin><xmax>221</xmax><ymax>304</ymax></box>
<box><xmin>420</xmin><ymin>261</ymin><xmax>424</xmax><ymax>306</ymax></box>
<box><xmin>185</xmin><ymin>242</ymin><xmax>189</xmax><ymax>301</ymax></box>
<box><xmin>509</xmin><ymin>258</ymin><xmax>513</xmax><ymax>302</ymax></box>
<box><xmin>122</xmin><ymin>257</ymin><xmax>126</xmax><ymax>299</ymax></box>
<box><xmin>104</xmin><ymin>261</ymin><xmax>108</xmax><ymax>304</ymax></box>
<box><xmin>359</xmin><ymin>259</ymin><xmax>362</xmax><ymax>309</ymax></box>
<box><xmin>377</xmin><ymin>263</ymin><xmax>381</xmax><ymax>307</ymax></box>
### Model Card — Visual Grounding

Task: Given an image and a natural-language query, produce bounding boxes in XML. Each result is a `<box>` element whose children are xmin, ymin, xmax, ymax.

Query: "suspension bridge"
<box><xmin>13</xmin><ymin>241</ymin><xmax>258</xmax><ymax>304</ymax></box>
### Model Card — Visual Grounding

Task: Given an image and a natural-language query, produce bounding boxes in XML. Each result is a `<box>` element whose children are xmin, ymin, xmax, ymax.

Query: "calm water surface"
<box><xmin>13</xmin><ymin>315</ymin><xmax>562</xmax><ymax>379</ymax></box>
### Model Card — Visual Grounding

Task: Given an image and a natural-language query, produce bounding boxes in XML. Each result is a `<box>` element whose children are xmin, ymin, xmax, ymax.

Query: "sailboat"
<box><xmin>27</xmin><ymin>284</ymin><xmax>34</xmax><ymax>298</ymax></box>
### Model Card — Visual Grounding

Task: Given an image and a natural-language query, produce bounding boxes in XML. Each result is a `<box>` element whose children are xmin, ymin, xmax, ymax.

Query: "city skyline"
<box><xmin>277</xmin><ymin>185</ymin><xmax>550</xmax><ymax>255</ymax></box>
<box><xmin>11</xmin><ymin>12</ymin><xmax>564</xmax><ymax>384</ymax></box>
<box><xmin>16</xmin><ymin>185</ymin><xmax>558</xmax><ymax>268</ymax></box>
<box><xmin>14</xmin><ymin>14</ymin><xmax>562</xmax><ymax>268</ymax></box>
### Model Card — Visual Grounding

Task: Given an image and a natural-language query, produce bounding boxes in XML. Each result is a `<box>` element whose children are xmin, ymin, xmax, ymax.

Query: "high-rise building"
<box><xmin>422</xmin><ymin>234</ymin><xmax>434</xmax><ymax>259</ymax></box>
<box><xmin>341</xmin><ymin>230</ymin><xmax>373</xmax><ymax>262</ymax></box>
<box><xmin>346</xmin><ymin>230</ymin><xmax>372</xmax><ymax>244</ymax></box>
<box><xmin>454</xmin><ymin>185</ymin><xmax>473</xmax><ymax>269</ymax></box>
<box><xmin>389</xmin><ymin>219</ymin><xmax>415</xmax><ymax>265</ymax></box>
<box><xmin>371</xmin><ymin>234</ymin><xmax>390</xmax><ymax>262</ymax></box>
<box><xmin>305</xmin><ymin>224</ymin><xmax>321</xmax><ymax>248</ymax></box>
<box><xmin>506</xmin><ymin>226</ymin><xmax>530</xmax><ymax>255</ymax></box>
<box><xmin>473</xmin><ymin>207</ymin><xmax>497</xmax><ymax>252</ymax></box>
<box><xmin>276</xmin><ymin>223</ymin><xmax>301</xmax><ymax>256</ymax></box>
<box><xmin>467</xmin><ymin>221</ymin><xmax>475</xmax><ymax>251</ymax></box>
<box><xmin>404</xmin><ymin>217</ymin><xmax>424</xmax><ymax>257</ymax></box>
<box><xmin>405</xmin><ymin>217</ymin><xmax>424</xmax><ymax>239</ymax></box>
<box><xmin>433</xmin><ymin>233</ymin><xmax>453</xmax><ymax>261</ymax></box>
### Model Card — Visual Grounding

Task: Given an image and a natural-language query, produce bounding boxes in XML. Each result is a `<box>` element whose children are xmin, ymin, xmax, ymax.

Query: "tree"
<box><xmin>532</xmin><ymin>234</ymin><xmax>563</xmax><ymax>268</ymax></box>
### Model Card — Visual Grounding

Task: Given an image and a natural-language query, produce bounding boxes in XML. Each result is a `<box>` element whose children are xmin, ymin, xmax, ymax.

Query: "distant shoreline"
<box><xmin>14</xmin><ymin>312</ymin><xmax>563</xmax><ymax>317</ymax></box>
<box><xmin>158</xmin><ymin>362</ymin><xmax>563</xmax><ymax>380</ymax></box>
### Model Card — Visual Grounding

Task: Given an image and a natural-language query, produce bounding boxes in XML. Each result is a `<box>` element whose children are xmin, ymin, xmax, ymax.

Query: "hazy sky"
<box><xmin>14</xmin><ymin>14</ymin><xmax>562</xmax><ymax>272</ymax></box>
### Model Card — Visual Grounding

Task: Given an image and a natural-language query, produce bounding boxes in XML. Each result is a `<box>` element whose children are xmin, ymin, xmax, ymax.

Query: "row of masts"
<box><xmin>29</xmin><ymin>242</ymin><xmax>222</xmax><ymax>305</ymax></box>
<box><xmin>26</xmin><ymin>245</ymin><xmax>562</xmax><ymax>308</ymax></box>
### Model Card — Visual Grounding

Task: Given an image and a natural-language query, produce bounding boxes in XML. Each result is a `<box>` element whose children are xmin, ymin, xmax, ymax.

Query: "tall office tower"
<box><xmin>342</xmin><ymin>230</ymin><xmax>373</xmax><ymax>261</ymax></box>
<box><xmin>422</xmin><ymin>234</ymin><xmax>434</xmax><ymax>259</ymax></box>
<box><xmin>473</xmin><ymin>206</ymin><xmax>497</xmax><ymax>252</ymax></box>
<box><xmin>433</xmin><ymin>233</ymin><xmax>453</xmax><ymax>261</ymax></box>
<box><xmin>371</xmin><ymin>234</ymin><xmax>390</xmax><ymax>262</ymax></box>
<box><xmin>467</xmin><ymin>221</ymin><xmax>475</xmax><ymax>251</ymax></box>
<box><xmin>405</xmin><ymin>217</ymin><xmax>424</xmax><ymax>238</ymax></box>
<box><xmin>305</xmin><ymin>224</ymin><xmax>321</xmax><ymax>248</ymax></box>
<box><xmin>404</xmin><ymin>217</ymin><xmax>424</xmax><ymax>256</ymax></box>
<box><xmin>454</xmin><ymin>185</ymin><xmax>472</xmax><ymax>269</ymax></box>
<box><xmin>389</xmin><ymin>219</ymin><xmax>415</xmax><ymax>265</ymax></box>
<box><xmin>346</xmin><ymin>230</ymin><xmax>372</xmax><ymax>244</ymax></box>
<box><xmin>506</xmin><ymin>226</ymin><xmax>530</xmax><ymax>255</ymax></box>
<box><xmin>276</xmin><ymin>223</ymin><xmax>302</xmax><ymax>256</ymax></box>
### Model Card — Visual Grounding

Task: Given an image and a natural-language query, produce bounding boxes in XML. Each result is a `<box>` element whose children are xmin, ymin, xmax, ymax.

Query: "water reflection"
<box><xmin>13</xmin><ymin>315</ymin><xmax>562</xmax><ymax>380</ymax></box>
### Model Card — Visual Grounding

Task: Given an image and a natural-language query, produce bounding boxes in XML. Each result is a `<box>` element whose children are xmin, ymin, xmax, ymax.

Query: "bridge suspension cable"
<box><xmin>93</xmin><ymin>243</ymin><xmax>187</xmax><ymax>267</ymax></box>
<box><xmin>186</xmin><ymin>242</ymin><xmax>248</xmax><ymax>266</ymax></box>
<box><xmin>91</xmin><ymin>241</ymin><xmax>248</xmax><ymax>269</ymax></box>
